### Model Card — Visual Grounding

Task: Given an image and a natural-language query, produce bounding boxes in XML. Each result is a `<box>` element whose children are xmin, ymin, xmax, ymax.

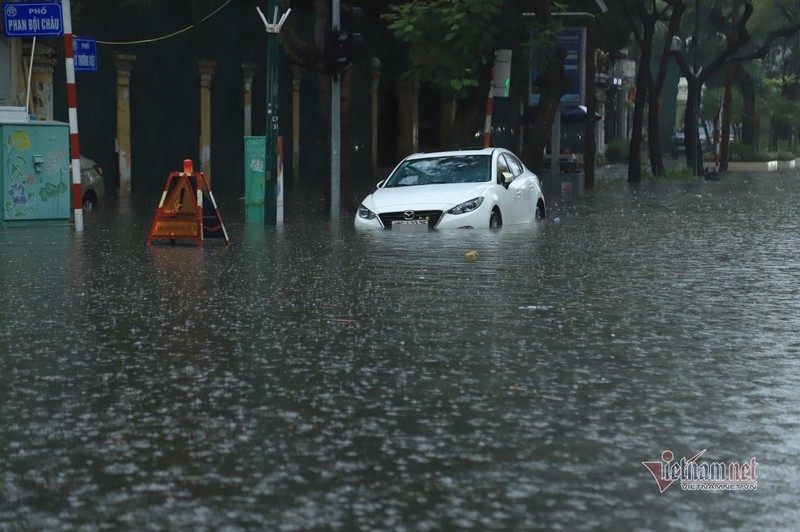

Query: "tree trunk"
<box><xmin>720</xmin><ymin>64</ymin><xmax>734</xmax><ymax>171</ymax></box>
<box><xmin>526</xmin><ymin>47</ymin><xmax>568</xmax><ymax>174</ymax></box>
<box><xmin>522</xmin><ymin>0</ymin><xmax>569</xmax><ymax>174</ymax></box>
<box><xmin>644</xmin><ymin>0</ymin><xmax>684</xmax><ymax>177</ymax></box>
<box><xmin>683</xmin><ymin>77</ymin><xmax>702</xmax><ymax>175</ymax></box>
<box><xmin>735</xmin><ymin>67</ymin><xmax>757</xmax><ymax>148</ymax></box>
<box><xmin>628</xmin><ymin>24</ymin><xmax>653</xmax><ymax>183</ymax></box>
<box><xmin>716</xmin><ymin>0</ymin><xmax>739</xmax><ymax>172</ymax></box>
<box><xmin>451</xmin><ymin>94</ymin><xmax>486</xmax><ymax>148</ymax></box>
<box><xmin>646</xmin><ymin>89</ymin><xmax>664</xmax><ymax>177</ymax></box>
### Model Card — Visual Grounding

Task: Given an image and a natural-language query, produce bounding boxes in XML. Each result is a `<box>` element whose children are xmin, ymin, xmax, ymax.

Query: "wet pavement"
<box><xmin>2</xmin><ymin>168</ymin><xmax>800</xmax><ymax>530</ymax></box>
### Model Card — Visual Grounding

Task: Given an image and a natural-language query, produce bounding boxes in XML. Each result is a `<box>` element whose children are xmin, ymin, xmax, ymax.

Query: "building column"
<box><xmin>113</xmin><ymin>52</ymin><xmax>136</xmax><ymax>197</ymax></box>
<box><xmin>596</xmin><ymin>101</ymin><xmax>606</xmax><ymax>155</ymax></box>
<box><xmin>30</xmin><ymin>50</ymin><xmax>55</xmax><ymax>120</ymax></box>
<box><xmin>397</xmin><ymin>76</ymin><xmax>419</xmax><ymax>158</ymax></box>
<box><xmin>9</xmin><ymin>38</ymin><xmax>25</xmax><ymax>107</ymax></box>
<box><xmin>291</xmin><ymin>65</ymin><xmax>303</xmax><ymax>183</ymax></box>
<box><xmin>370</xmin><ymin>58</ymin><xmax>381</xmax><ymax>177</ymax></box>
<box><xmin>198</xmin><ymin>59</ymin><xmax>217</xmax><ymax>180</ymax></box>
<box><xmin>242</xmin><ymin>61</ymin><xmax>256</xmax><ymax>137</ymax></box>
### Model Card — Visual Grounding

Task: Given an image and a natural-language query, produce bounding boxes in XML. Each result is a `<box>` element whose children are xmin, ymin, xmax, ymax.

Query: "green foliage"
<box><xmin>645</xmin><ymin>166</ymin><xmax>695</xmax><ymax>181</ymax></box>
<box><xmin>727</xmin><ymin>141</ymin><xmax>796</xmax><ymax>161</ymax></box>
<box><xmin>383</xmin><ymin>0</ymin><xmax>503</xmax><ymax>98</ymax></box>
<box><xmin>605</xmin><ymin>137</ymin><xmax>629</xmax><ymax>163</ymax></box>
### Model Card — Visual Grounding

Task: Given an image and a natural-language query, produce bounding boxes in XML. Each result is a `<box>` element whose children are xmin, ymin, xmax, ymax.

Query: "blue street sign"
<box><xmin>529</xmin><ymin>27</ymin><xmax>586</xmax><ymax>106</ymax></box>
<box><xmin>73</xmin><ymin>38</ymin><xmax>97</xmax><ymax>72</ymax></box>
<box><xmin>3</xmin><ymin>2</ymin><xmax>63</xmax><ymax>37</ymax></box>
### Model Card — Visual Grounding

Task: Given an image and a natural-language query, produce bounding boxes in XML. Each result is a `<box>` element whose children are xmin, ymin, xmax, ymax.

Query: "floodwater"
<box><xmin>2</xmin><ymin>169</ymin><xmax>800</xmax><ymax>530</ymax></box>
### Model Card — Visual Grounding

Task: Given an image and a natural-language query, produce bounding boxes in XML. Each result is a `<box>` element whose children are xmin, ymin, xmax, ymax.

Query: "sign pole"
<box><xmin>330</xmin><ymin>0</ymin><xmax>341</xmax><ymax>222</ymax></box>
<box><xmin>256</xmin><ymin>1</ymin><xmax>290</xmax><ymax>225</ymax></box>
<box><xmin>62</xmin><ymin>0</ymin><xmax>83</xmax><ymax>232</ymax></box>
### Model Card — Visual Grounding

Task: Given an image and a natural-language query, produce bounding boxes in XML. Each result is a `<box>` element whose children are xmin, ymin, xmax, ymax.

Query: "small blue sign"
<box><xmin>529</xmin><ymin>27</ymin><xmax>586</xmax><ymax>106</ymax></box>
<box><xmin>2</xmin><ymin>2</ymin><xmax>63</xmax><ymax>37</ymax></box>
<box><xmin>73</xmin><ymin>38</ymin><xmax>97</xmax><ymax>72</ymax></box>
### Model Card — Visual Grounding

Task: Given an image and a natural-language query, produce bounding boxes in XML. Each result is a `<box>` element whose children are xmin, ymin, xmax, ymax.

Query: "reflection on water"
<box><xmin>2</xmin><ymin>173</ymin><xmax>800</xmax><ymax>529</ymax></box>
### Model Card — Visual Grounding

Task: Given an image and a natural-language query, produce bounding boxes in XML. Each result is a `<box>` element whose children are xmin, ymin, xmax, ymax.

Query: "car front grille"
<box><xmin>379</xmin><ymin>210</ymin><xmax>443</xmax><ymax>229</ymax></box>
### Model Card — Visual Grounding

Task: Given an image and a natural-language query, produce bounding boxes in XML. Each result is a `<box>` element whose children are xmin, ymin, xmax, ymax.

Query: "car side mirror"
<box><xmin>376</xmin><ymin>179</ymin><xmax>385</xmax><ymax>189</ymax></box>
<box><xmin>502</xmin><ymin>171</ymin><xmax>514</xmax><ymax>183</ymax></box>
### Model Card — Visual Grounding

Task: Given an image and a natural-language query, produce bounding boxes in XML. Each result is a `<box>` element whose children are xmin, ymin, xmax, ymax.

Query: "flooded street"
<box><xmin>2</xmin><ymin>170</ymin><xmax>800</xmax><ymax>530</ymax></box>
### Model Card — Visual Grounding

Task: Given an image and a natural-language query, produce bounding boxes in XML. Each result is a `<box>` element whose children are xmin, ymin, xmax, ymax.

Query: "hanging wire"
<box><xmin>90</xmin><ymin>0</ymin><xmax>233</xmax><ymax>46</ymax></box>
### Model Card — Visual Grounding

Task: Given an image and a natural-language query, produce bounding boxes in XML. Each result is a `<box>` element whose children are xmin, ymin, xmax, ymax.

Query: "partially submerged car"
<box><xmin>355</xmin><ymin>148</ymin><xmax>545</xmax><ymax>230</ymax></box>
<box><xmin>80</xmin><ymin>155</ymin><xmax>105</xmax><ymax>212</ymax></box>
<box><xmin>671</xmin><ymin>127</ymin><xmax>711</xmax><ymax>158</ymax></box>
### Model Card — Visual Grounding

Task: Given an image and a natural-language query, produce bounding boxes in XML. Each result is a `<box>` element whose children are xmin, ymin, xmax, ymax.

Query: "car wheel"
<box><xmin>489</xmin><ymin>210</ymin><xmax>502</xmax><ymax>229</ymax></box>
<box><xmin>82</xmin><ymin>192</ymin><xmax>97</xmax><ymax>213</ymax></box>
<box><xmin>535</xmin><ymin>204</ymin><xmax>545</xmax><ymax>221</ymax></box>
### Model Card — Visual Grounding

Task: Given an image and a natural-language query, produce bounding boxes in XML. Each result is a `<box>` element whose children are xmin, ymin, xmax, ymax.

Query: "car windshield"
<box><xmin>383</xmin><ymin>155</ymin><xmax>491</xmax><ymax>187</ymax></box>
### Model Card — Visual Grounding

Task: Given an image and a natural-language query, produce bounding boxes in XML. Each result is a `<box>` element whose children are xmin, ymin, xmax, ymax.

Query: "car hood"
<box><xmin>369</xmin><ymin>183</ymin><xmax>490</xmax><ymax>211</ymax></box>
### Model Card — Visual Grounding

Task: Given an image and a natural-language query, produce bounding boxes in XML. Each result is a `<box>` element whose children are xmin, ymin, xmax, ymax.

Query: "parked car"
<box><xmin>80</xmin><ymin>155</ymin><xmax>105</xmax><ymax>212</ymax></box>
<box><xmin>355</xmin><ymin>148</ymin><xmax>546</xmax><ymax>230</ymax></box>
<box><xmin>671</xmin><ymin>127</ymin><xmax>711</xmax><ymax>158</ymax></box>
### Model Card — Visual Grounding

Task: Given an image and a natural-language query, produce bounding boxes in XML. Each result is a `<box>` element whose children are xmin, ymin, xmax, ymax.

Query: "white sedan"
<box><xmin>355</xmin><ymin>148</ymin><xmax>545</xmax><ymax>230</ymax></box>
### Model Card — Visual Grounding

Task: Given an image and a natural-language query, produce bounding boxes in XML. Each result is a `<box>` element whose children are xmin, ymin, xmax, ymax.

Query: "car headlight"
<box><xmin>447</xmin><ymin>197</ymin><xmax>484</xmax><ymax>215</ymax></box>
<box><xmin>358</xmin><ymin>204</ymin><xmax>377</xmax><ymax>220</ymax></box>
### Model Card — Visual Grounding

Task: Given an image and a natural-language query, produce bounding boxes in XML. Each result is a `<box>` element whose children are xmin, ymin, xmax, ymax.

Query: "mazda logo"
<box><xmin>403</xmin><ymin>210</ymin><xmax>415</xmax><ymax>220</ymax></box>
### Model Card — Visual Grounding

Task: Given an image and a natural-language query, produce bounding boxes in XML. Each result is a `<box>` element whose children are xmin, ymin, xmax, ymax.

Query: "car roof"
<box><xmin>402</xmin><ymin>148</ymin><xmax>500</xmax><ymax>161</ymax></box>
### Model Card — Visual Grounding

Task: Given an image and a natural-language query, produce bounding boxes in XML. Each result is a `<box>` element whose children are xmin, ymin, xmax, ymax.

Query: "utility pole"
<box><xmin>62</xmin><ymin>0</ymin><xmax>83</xmax><ymax>232</ymax></box>
<box><xmin>330</xmin><ymin>0</ymin><xmax>342</xmax><ymax>222</ymax></box>
<box><xmin>691</xmin><ymin>0</ymin><xmax>701</xmax><ymax>176</ymax></box>
<box><xmin>256</xmin><ymin>0</ymin><xmax>290</xmax><ymax>224</ymax></box>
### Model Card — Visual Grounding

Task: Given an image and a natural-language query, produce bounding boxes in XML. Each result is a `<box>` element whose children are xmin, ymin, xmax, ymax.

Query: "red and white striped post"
<box><xmin>62</xmin><ymin>0</ymin><xmax>83</xmax><ymax>232</ymax></box>
<box><xmin>714</xmin><ymin>104</ymin><xmax>722</xmax><ymax>172</ymax></box>
<box><xmin>482</xmin><ymin>65</ymin><xmax>495</xmax><ymax>148</ymax></box>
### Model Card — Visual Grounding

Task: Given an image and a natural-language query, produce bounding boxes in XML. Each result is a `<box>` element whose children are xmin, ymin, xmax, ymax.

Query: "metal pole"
<box><xmin>584</xmin><ymin>13</ymin><xmax>596</xmax><ymax>189</ymax></box>
<box><xmin>254</xmin><ymin>4</ymin><xmax>290</xmax><ymax>224</ymax></box>
<box><xmin>692</xmin><ymin>0</ymin><xmax>700</xmax><ymax>176</ymax></box>
<box><xmin>61</xmin><ymin>0</ymin><xmax>83</xmax><ymax>232</ymax></box>
<box><xmin>330</xmin><ymin>0</ymin><xmax>341</xmax><ymax>221</ymax></box>
<box><xmin>263</xmin><ymin>0</ymin><xmax>280</xmax><ymax>225</ymax></box>
<box><xmin>551</xmin><ymin>107</ymin><xmax>561</xmax><ymax>186</ymax></box>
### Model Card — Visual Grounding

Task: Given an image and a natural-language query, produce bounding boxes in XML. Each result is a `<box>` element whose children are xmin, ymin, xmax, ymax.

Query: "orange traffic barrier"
<box><xmin>146</xmin><ymin>159</ymin><xmax>230</xmax><ymax>246</ymax></box>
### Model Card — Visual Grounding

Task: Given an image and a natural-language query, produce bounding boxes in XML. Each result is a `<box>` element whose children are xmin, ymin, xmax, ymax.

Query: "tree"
<box><xmin>382</xmin><ymin>0</ymin><xmax>587</xmax><ymax>174</ymax></box>
<box><xmin>273</xmin><ymin>0</ymin><xmax>619</xmax><ymax>181</ymax></box>
<box><xmin>383</xmin><ymin>0</ymin><xmax>504</xmax><ymax>148</ymax></box>
<box><xmin>670</xmin><ymin>1</ymin><xmax>753</xmax><ymax>174</ymax></box>
<box><xmin>623</xmin><ymin>0</ymin><xmax>685</xmax><ymax>182</ymax></box>
<box><xmin>523</xmin><ymin>1</ymin><xmax>572</xmax><ymax>173</ymax></box>
<box><xmin>670</xmin><ymin>1</ymin><xmax>800</xmax><ymax>172</ymax></box>
<box><xmin>277</xmin><ymin>0</ymin><xmax>330</xmax><ymax>75</ymax></box>
<box><xmin>726</xmin><ymin>1</ymin><xmax>800</xmax><ymax>152</ymax></box>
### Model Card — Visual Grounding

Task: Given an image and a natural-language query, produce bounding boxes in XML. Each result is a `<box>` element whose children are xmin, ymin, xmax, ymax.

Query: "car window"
<box><xmin>384</xmin><ymin>155</ymin><xmax>491</xmax><ymax>187</ymax></box>
<box><xmin>503</xmin><ymin>153</ymin><xmax>524</xmax><ymax>177</ymax></box>
<box><xmin>497</xmin><ymin>155</ymin><xmax>510</xmax><ymax>184</ymax></box>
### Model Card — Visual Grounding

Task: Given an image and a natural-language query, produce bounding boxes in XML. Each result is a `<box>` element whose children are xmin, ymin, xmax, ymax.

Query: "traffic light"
<box><xmin>326</xmin><ymin>29</ymin><xmax>353</xmax><ymax>75</ymax></box>
<box><xmin>324</xmin><ymin>1</ymin><xmax>363</xmax><ymax>76</ymax></box>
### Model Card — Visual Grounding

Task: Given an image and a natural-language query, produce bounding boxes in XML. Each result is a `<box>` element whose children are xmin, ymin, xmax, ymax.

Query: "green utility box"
<box><xmin>243</xmin><ymin>136</ymin><xmax>266</xmax><ymax>224</ymax></box>
<box><xmin>1</xmin><ymin>121</ymin><xmax>71</xmax><ymax>221</ymax></box>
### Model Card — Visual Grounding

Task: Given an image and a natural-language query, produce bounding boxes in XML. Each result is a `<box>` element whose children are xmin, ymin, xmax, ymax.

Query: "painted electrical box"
<box><xmin>1</xmin><ymin>121</ymin><xmax>71</xmax><ymax>221</ymax></box>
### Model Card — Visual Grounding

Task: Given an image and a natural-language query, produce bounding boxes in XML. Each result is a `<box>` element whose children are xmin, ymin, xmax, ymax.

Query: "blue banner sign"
<box><xmin>3</xmin><ymin>2</ymin><xmax>63</xmax><ymax>37</ymax></box>
<box><xmin>529</xmin><ymin>27</ymin><xmax>586</xmax><ymax>106</ymax></box>
<box><xmin>73</xmin><ymin>38</ymin><xmax>97</xmax><ymax>72</ymax></box>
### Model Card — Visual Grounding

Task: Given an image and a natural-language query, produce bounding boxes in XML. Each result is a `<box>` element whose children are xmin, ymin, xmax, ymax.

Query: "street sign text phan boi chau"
<box><xmin>3</xmin><ymin>2</ymin><xmax>63</xmax><ymax>37</ymax></box>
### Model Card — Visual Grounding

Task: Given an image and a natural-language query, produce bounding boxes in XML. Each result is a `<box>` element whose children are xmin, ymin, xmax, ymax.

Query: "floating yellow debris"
<box><xmin>464</xmin><ymin>250</ymin><xmax>479</xmax><ymax>259</ymax></box>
